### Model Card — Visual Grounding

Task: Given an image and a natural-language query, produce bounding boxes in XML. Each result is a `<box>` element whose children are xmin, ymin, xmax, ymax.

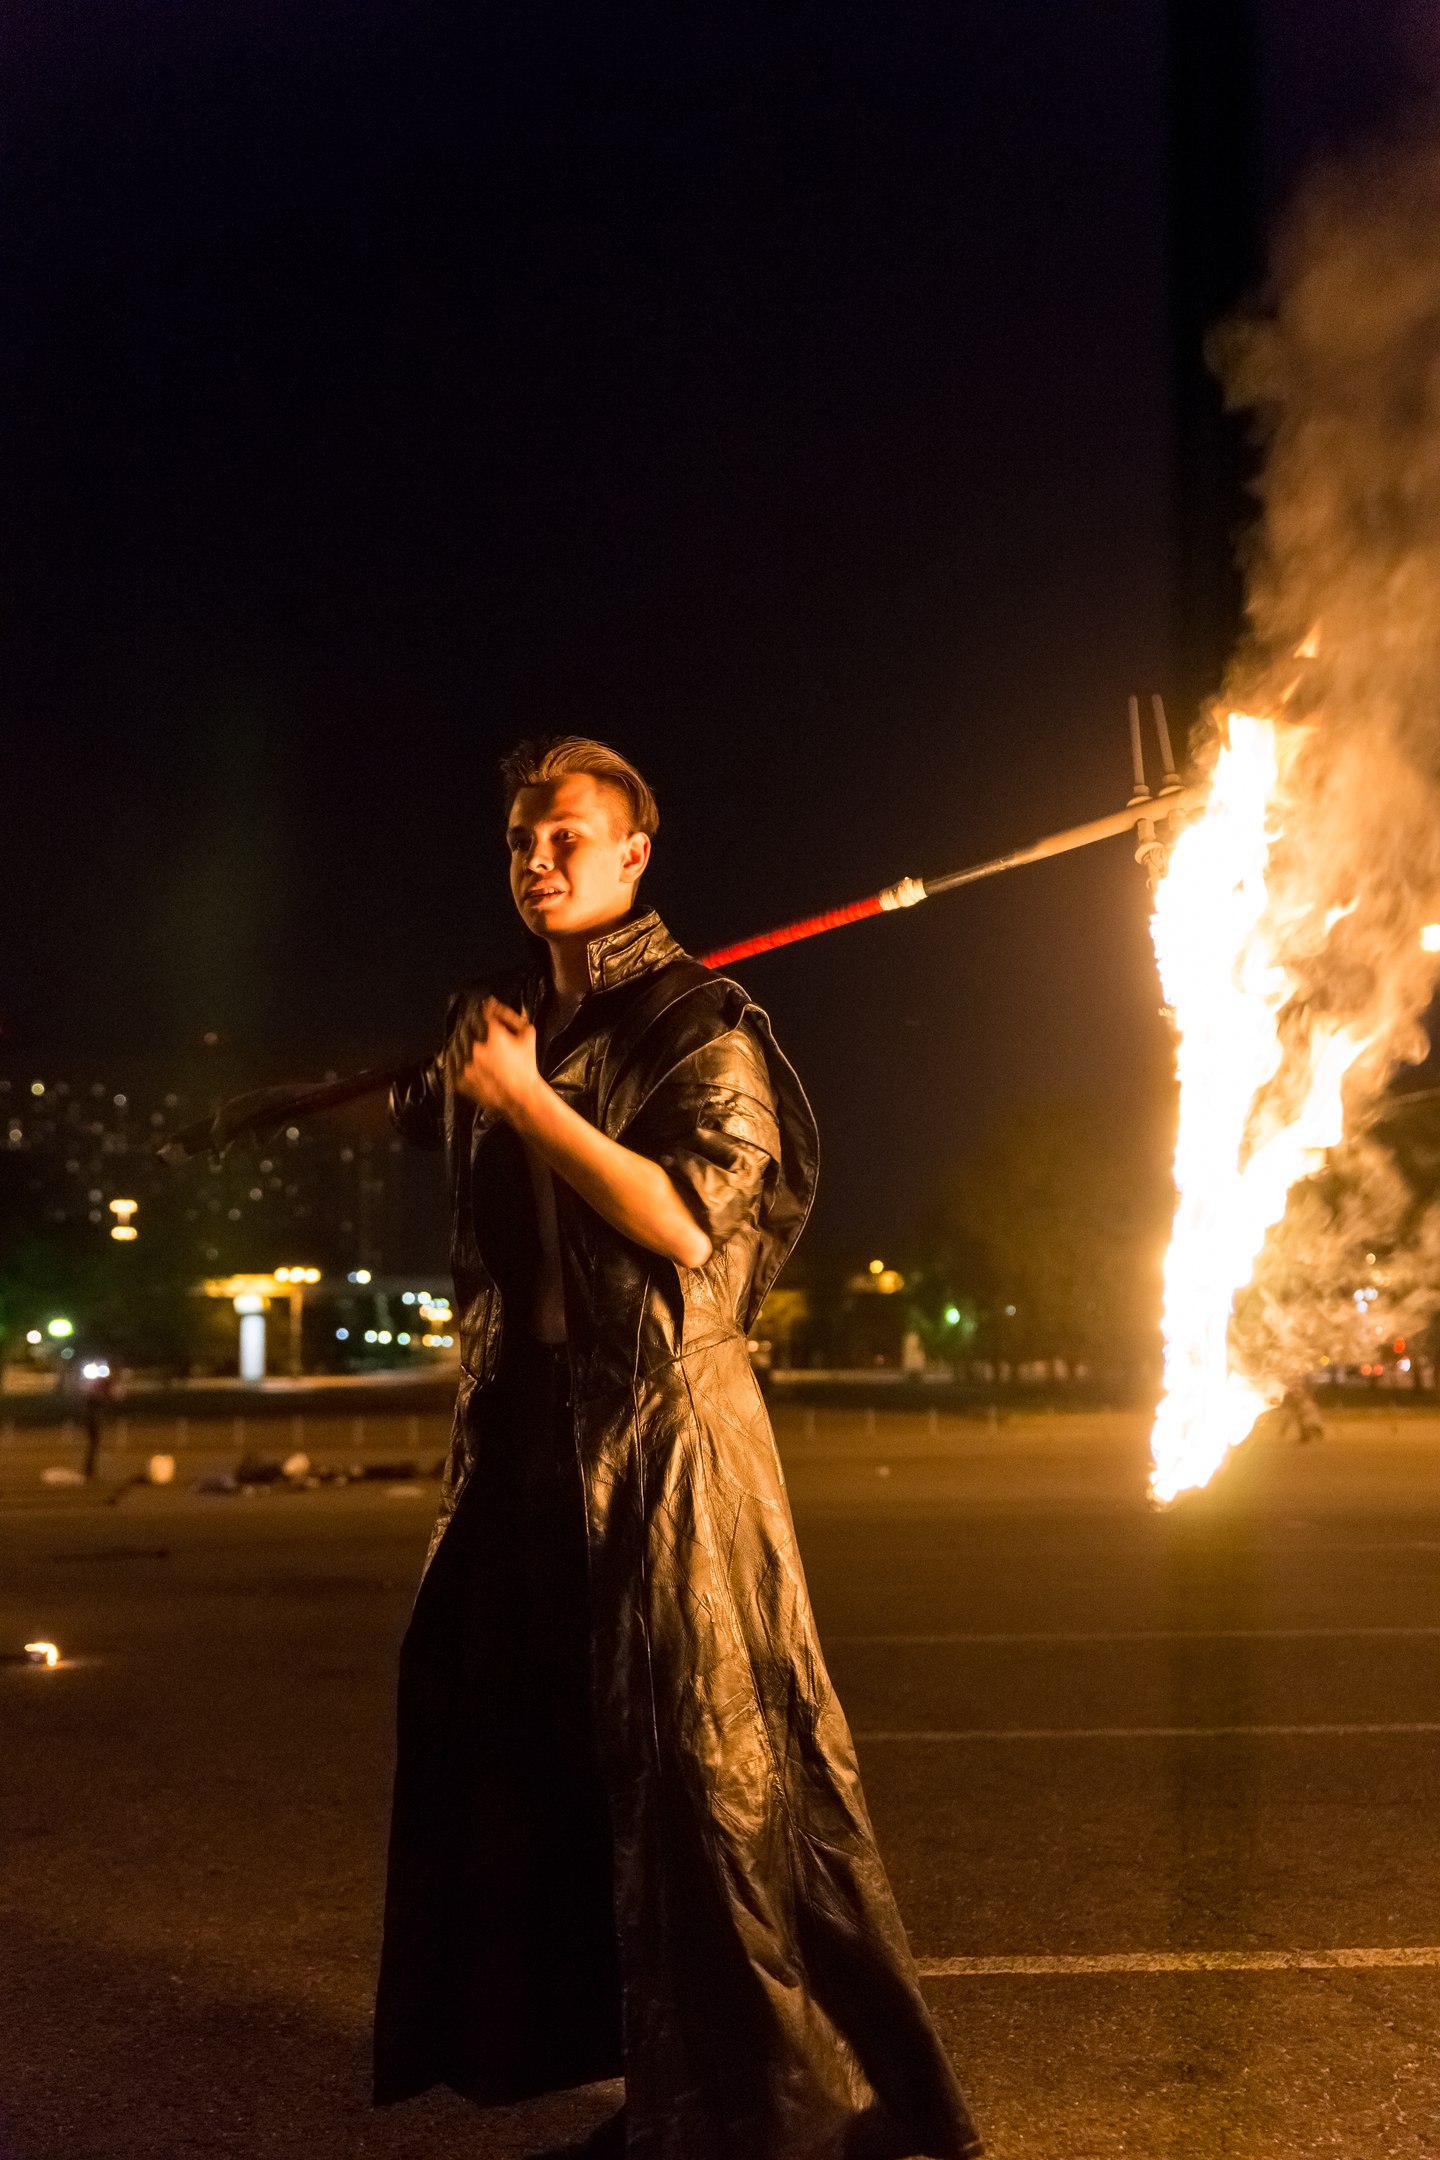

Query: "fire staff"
<box><xmin>371</xmin><ymin>736</ymin><xmax>982</xmax><ymax>2160</ymax></box>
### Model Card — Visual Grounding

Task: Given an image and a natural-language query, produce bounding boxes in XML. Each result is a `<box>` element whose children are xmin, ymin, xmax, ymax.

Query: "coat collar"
<box><xmin>580</xmin><ymin>909</ymin><xmax>686</xmax><ymax>993</ymax></box>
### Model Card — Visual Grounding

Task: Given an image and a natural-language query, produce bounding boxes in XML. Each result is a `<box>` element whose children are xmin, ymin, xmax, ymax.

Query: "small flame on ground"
<box><xmin>1148</xmin><ymin>713</ymin><xmax>1366</xmax><ymax>1503</ymax></box>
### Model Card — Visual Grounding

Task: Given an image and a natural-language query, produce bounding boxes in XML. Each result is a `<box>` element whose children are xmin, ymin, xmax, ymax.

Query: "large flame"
<box><xmin>1148</xmin><ymin>713</ymin><xmax>1366</xmax><ymax>1502</ymax></box>
<box><xmin>1144</xmin><ymin>146</ymin><xmax>1440</xmax><ymax>1501</ymax></box>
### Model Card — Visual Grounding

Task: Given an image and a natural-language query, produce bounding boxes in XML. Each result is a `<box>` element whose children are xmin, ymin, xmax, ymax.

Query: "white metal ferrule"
<box><xmin>878</xmin><ymin>876</ymin><xmax>928</xmax><ymax>911</ymax></box>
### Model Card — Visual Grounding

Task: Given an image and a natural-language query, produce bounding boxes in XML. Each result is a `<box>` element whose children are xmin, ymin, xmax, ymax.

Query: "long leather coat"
<box><xmin>372</xmin><ymin>911</ymin><xmax>980</xmax><ymax>2160</ymax></box>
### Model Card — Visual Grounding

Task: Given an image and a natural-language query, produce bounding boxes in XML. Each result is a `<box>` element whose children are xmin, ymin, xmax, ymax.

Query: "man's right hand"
<box><xmin>454</xmin><ymin>998</ymin><xmax>543</xmax><ymax>1120</ymax></box>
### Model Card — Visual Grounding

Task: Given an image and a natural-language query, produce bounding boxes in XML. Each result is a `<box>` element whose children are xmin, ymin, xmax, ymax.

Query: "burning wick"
<box><xmin>23</xmin><ymin>1641</ymin><xmax>60</xmax><ymax>1667</ymax></box>
<box><xmin>1421</xmin><ymin>924</ymin><xmax>1440</xmax><ymax>953</ymax></box>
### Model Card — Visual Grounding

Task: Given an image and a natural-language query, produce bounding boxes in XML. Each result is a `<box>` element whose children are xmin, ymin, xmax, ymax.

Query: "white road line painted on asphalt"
<box><xmin>916</xmin><ymin>1948</ymin><xmax>1440</xmax><ymax>1976</ymax></box>
<box><xmin>833</xmin><ymin>1627</ymin><xmax>1440</xmax><ymax>1644</ymax></box>
<box><xmin>858</xmin><ymin>1722</ymin><xmax>1440</xmax><ymax>1740</ymax></box>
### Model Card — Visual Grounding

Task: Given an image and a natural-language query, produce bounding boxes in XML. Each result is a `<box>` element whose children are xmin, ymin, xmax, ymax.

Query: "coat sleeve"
<box><xmin>389</xmin><ymin>992</ymin><xmax>465</xmax><ymax>1149</ymax></box>
<box><xmin>389</xmin><ymin>1055</ymin><xmax>445</xmax><ymax>1149</ymax></box>
<box><xmin>626</xmin><ymin>1024</ymin><xmax>782</xmax><ymax>1248</ymax></box>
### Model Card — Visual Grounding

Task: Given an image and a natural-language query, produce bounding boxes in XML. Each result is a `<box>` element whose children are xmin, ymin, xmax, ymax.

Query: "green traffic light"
<box><xmin>46</xmin><ymin>1317</ymin><xmax>74</xmax><ymax>1339</ymax></box>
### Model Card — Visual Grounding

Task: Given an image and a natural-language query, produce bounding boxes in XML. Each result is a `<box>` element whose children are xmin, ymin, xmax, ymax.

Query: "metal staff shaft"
<box><xmin>699</xmin><ymin>788</ymin><xmax>1194</xmax><ymax>971</ymax></box>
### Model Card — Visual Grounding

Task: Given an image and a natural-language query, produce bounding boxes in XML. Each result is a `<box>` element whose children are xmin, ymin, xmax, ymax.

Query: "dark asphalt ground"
<box><xmin>5</xmin><ymin>1404</ymin><xmax>1440</xmax><ymax>2158</ymax></box>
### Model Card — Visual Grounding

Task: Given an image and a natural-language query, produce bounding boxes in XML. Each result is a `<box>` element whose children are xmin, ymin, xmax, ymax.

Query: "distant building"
<box><xmin>1</xmin><ymin>1054</ymin><xmax>445</xmax><ymax>1285</ymax></box>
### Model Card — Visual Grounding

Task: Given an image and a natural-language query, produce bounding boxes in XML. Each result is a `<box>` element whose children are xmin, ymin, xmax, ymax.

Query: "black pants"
<box><xmin>374</xmin><ymin>1339</ymin><xmax>623</xmax><ymax>2104</ymax></box>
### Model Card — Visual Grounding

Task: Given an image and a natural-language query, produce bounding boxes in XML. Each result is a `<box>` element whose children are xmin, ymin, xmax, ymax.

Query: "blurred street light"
<box><xmin>274</xmin><ymin>1265</ymin><xmax>321</xmax><ymax>1375</ymax></box>
<box><xmin>109</xmin><ymin>1197</ymin><xmax>138</xmax><ymax>1242</ymax></box>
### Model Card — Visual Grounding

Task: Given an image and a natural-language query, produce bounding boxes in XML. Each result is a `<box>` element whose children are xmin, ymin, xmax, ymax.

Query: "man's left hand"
<box><xmin>454</xmin><ymin>998</ymin><xmax>542</xmax><ymax>1120</ymax></box>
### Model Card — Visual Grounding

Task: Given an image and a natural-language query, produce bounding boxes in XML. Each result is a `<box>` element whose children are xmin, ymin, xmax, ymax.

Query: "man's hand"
<box><xmin>453</xmin><ymin>997</ymin><xmax>541</xmax><ymax>1120</ymax></box>
<box><xmin>449</xmin><ymin>992</ymin><xmax>711</xmax><ymax>1268</ymax></box>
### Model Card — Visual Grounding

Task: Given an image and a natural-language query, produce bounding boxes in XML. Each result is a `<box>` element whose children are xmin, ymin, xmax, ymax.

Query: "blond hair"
<box><xmin>499</xmin><ymin>735</ymin><xmax>659</xmax><ymax>837</ymax></box>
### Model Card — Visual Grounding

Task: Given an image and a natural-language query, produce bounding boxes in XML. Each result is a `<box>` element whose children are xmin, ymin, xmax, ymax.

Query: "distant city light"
<box><xmin>377</xmin><ymin>1331</ymin><xmax>393</xmax><ymax>1345</ymax></box>
<box><xmin>335</xmin><ymin>1327</ymin><xmax>349</xmax><ymax>1340</ymax></box>
<box><xmin>25</xmin><ymin>1330</ymin><xmax>41</xmax><ymax>1345</ymax></box>
<box><xmin>1004</xmin><ymin>1303</ymin><xmax>1017</xmax><ymax>1317</ymax></box>
<box><xmin>943</xmin><ymin>1305</ymin><xmax>961</xmax><ymax>1326</ymax></box>
<box><xmin>113</xmin><ymin>1094</ymin><xmax>127</xmax><ymax>1108</ymax></box>
<box><xmin>30</xmin><ymin>1081</ymin><xmax>44</xmax><ymax>1097</ymax></box>
<box><xmin>81</xmin><ymin>1361</ymin><xmax>110</xmax><ymax>1381</ymax></box>
<box><xmin>397</xmin><ymin>1332</ymin><xmax>410</xmax><ymax>1345</ymax></box>
<box><xmin>109</xmin><ymin>1199</ymin><xmax>138</xmax><ymax>1244</ymax></box>
<box><xmin>364</xmin><ymin>1329</ymin><xmax>377</xmax><ymax>1344</ymax></box>
<box><xmin>46</xmin><ymin>1318</ymin><xmax>74</xmax><ymax>1339</ymax></box>
<box><xmin>868</xmin><ymin>1259</ymin><xmax>884</xmax><ymax>1275</ymax></box>
<box><xmin>401</xmin><ymin>1292</ymin><xmax>415</xmax><ymax>1305</ymax></box>
<box><xmin>349</xmin><ymin>1269</ymin><xmax>372</xmax><ymax>1285</ymax></box>
<box><xmin>24</xmin><ymin>1641</ymin><xmax>60</xmax><ymax>1668</ymax></box>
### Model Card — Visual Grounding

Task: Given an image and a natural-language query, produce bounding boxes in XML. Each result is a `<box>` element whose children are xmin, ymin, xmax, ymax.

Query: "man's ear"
<box><xmin>620</xmin><ymin>831</ymin><xmax>651</xmax><ymax>887</ymax></box>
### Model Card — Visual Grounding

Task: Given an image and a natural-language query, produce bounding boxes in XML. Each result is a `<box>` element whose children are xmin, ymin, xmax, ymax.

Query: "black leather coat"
<box><xmin>373</xmin><ymin>912</ymin><xmax>980</xmax><ymax>2160</ymax></box>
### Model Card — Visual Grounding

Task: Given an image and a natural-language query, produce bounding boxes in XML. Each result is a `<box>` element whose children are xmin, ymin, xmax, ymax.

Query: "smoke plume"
<box><xmin>1211</xmin><ymin>138</ymin><xmax>1440</xmax><ymax>1390</ymax></box>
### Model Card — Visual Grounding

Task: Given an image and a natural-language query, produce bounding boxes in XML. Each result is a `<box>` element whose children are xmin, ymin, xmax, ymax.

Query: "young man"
<box><xmin>373</xmin><ymin>738</ymin><xmax>981</xmax><ymax>2160</ymax></box>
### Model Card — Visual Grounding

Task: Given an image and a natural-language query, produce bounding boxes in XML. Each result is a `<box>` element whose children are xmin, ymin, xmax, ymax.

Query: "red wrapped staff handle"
<box><xmin>699</xmin><ymin>890</ymin><xmax>894</xmax><ymax>969</ymax></box>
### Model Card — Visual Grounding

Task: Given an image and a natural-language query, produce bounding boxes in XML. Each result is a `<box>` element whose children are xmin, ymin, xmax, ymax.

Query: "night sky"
<box><xmin>3</xmin><ymin>1</ymin><xmax>1433</xmax><ymax>1250</ymax></box>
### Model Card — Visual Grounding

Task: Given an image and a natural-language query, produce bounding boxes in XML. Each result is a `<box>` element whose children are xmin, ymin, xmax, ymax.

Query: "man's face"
<box><xmin>507</xmin><ymin>774</ymin><xmax>650</xmax><ymax>940</ymax></box>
